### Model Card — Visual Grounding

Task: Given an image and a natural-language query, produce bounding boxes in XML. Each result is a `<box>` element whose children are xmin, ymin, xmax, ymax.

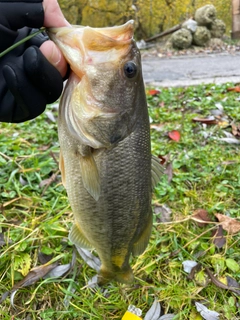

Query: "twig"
<box><xmin>144</xmin><ymin>23</ymin><xmax>182</xmax><ymax>42</ymax></box>
<box><xmin>0</xmin><ymin>28</ymin><xmax>46</xmax><ymax>58</ymax></box>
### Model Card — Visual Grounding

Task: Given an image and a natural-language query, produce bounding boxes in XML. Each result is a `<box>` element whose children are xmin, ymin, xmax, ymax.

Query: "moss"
<box><xmin>58</xmin><ymin>0</ymin><xmax>231</xmax><ymax>40</ymax></box>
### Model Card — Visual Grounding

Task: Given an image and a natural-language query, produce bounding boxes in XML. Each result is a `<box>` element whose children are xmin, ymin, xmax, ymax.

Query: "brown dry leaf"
<box><xmin>158</xmin><ymin>154</ymin><xmax>170</xmax><ymax>165</ymax></box>
<box><xmin>212</xmin><ymin>225</ymin><xmax>226</xmax><ymax>248</ymax></box>
<box><xmin>38</xmin><ymin>252</ymin><xmax>54</xmax><ymax>264</ymax></box>
<box><xmin>215</xmin><ymin>213</ymin><xmax>240</xmax><ymax>234</ymax></box>
<box><xmin>12</xmin><ymin>262</ymin><xmax>58</xmax><ymax>291</ymax></box>
<box><xmin>227</xmin><ymin>86</ymin><xmax>240</xmax><ymax>93</ymax></box>
<box><xmin>231</xmin><ymin>123</ymin><xmax>240</xmax><ymax>138</ymax></box>
<box><xmin>227</xmin><ymin>276</ymin><xmax>240</xmax><ymax>295</ymax></box>
<box><xmin>192</xmin><ymin>209</ymin><xmax>214</xmax><ymax>227</ymax></box>
<box><xmin>165</xmin><ymin>162</ymin><xmax>173</xmax><ymax>183</ymax></box>
<box><xmin>39</xmin><ymin>172</ymin><xmax>59</xmax><ymax>188</ymax></box>
<box><xmin>205</xmin><ymin>268</ymin><xmax>240</xmax><ymax>296</ymax></box>
<box><xmin>0</xmin><ymin>261</ymin><xmax>58</xmax><ymax>305</ymax></box>
<box><xmin>192</xmin><ymin>116</ymin><xmax>218</xmax><ymax>125</ymax></box>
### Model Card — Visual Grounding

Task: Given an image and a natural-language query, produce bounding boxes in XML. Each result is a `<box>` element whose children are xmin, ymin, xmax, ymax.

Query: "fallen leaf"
<box><xmin>212</xmin><ymin>225</ymin><xmax>226</xmax><ymax>248</ymax></box>
<box><xmin>158</xmin><ymin>154</ymin><xmax>170</xmax><ymax>165</ymax></box>
<box><xmin>217</xmin><ymin>120</ymin><xmax>230</xmax><ymax>128</ymax></box>
<box><xmin>215</xmin><ymin>213</ymin><xmax>240</xmax><ymax>234</ymax></box>
<box><xmin>192</xmin><ymin>209</ymin><xmax>214</xmax><ymax>227</ymax></box>
<box><xmin>45</xmin><ymin>111</ymin><xmax>56</xmax><ymax>122</ymax></box>
<box><xmin>217</xmin><ymin>137</ymin><xmax>240</xmax><ymax>144</ymax></box>
<box><xmin>205</xmin><ymin>267</ymin><xmax>240</xmax><ymax>296</ymax></box>
<box><xmin>227</xmin><ymin>86</ymin><xmax>240</xmax><ymax>93</ymax></box>
<box><xmin>150</xmin><ymin>123</ymin><xmax>165</xmax><ymax>132</ymax></box>
<box><xmin>0</xmin><ymin>261</ymin><xmax>59</xmax><ymax>306</ymax></box>
<box><xmin>44</xmin><ymin>263</ymin><xmax>71</xmax><ymax>279</ymax></box>
<box><xmin>39</xmin><ymin>172</ymin><xmax>59</xmax><ymax>188</ymax></box>
<box><xmin>87</xmin><ymin>275</ymin><xmax>99</xmax><ymax>288</ymax></box>
<box><xmin>38</xmin><ymin>252</ymin><xmax>54</xmax><ymax>264</ymax></box>
<box><xmin>19</xmin><ymin>175</ymin><xmax>28</xmax><ymax>186</ymax></box>
<box><xmin>144</xmin><ymin>299</ymin><xmax>161</xmax><ymax>320</ymax></box>
<box><xmin>192</xmin><ymin>116</ymin><xmax>218</xmax><ymax>125</ymax></box>
<box><xmin>231</xmin><ymin>123</ymin><xmax>240</xmax><ymax>137</ymax></box>
<box><xmin>12</xmin><ymin>262</ymin><xmax>58</xmax><ymax>291</ymax></box>
<box><xmin>154</xmin><ymin>204</ymin><xmax>172</xmax><ymax>223</ymax></box>
<box><xmin>76</xmin><ymin>247</ymin><xmax>101</xmax><ymax>272</ymax></box>
<box><xmin>44</xmin><ymin>250</ymin><xmax>77</xmax><ymax>279</ymax></box>
<box><xmin>227</xmin><ymin>276</ymin><xmax>240</xmax><ymax>294</ymax></box>
<box><xmin>147</xmin><ymin>89</ymin><xmax>161</xmax><ymax>96</ymax></box>
<box><xmin>195</xmin><ymin>302</ymin><xmax>220</xmax><ymax>320</ymax></box>
<box><xmin>168</xmin><ymin>130</ymin><xmax>181</xmax><ymax>141</ymax></box>
<box><xmin>165</xmin><ymin>162</ymin><xmax>173</xmax><ymax>183</ymax></box>
<box><xmin>182</xmin><ymin>260</ymin><xmax>198</xmax><ymax>274</ymax></box>
<box><xmin>0</xmin><ymin>233</ymin><xmax>6</xmax><ymax>247</ymax></box>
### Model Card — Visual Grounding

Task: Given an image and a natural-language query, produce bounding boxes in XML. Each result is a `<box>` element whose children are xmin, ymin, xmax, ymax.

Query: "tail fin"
<box><xmin>97</xmin><ymin>265</ymin><xmax>134</xmax><ymax>285</ymax></box>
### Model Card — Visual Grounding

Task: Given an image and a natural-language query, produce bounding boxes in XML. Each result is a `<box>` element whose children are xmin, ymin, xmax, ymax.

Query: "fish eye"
<box><xmin>123</xmin><ymin>61</ymin><xmax>137</xmax><ymax>78</ymax></box>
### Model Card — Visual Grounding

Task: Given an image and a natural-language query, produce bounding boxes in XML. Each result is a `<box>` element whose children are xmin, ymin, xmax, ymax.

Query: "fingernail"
<box><xmin>52</xmin><ymin>45</ymin><xmax>62</xmax><ymax>66</ymax></box>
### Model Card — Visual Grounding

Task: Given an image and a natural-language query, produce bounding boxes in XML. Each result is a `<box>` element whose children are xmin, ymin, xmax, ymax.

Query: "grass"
<box><xmin>0</xmin><ymin>82</ymin><xmax>240</xmax><ymax>319</ymax></box>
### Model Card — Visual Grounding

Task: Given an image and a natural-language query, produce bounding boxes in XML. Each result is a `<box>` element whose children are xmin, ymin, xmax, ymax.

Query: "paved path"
<box><xmin>141</xmin><ymin>52</ymin><xmax>240</xmax><ymax>87</ymax></box>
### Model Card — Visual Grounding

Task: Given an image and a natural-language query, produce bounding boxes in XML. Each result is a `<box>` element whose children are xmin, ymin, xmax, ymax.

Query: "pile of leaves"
<box><xmin>0</xmin><ymin>83</ymin><xmax>239</xmax><ymax>319</ymax></box>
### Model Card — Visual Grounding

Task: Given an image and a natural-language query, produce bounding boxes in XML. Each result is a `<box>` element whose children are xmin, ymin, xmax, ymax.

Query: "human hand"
<box><xmin>40</xmin><ymin>0</ymin><xmax>70</xmax><ymax>77</ymax></box>
<box><xmin>0</xmin><ymin>0</ymin><xmax>69</xmax><ymax>123</ymax></box>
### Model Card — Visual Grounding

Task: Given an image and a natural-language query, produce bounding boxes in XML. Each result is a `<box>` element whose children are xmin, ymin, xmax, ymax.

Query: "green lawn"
<box><xmin>0</xmin><ymin>83</ymin><xmax>239</xmax><ymax>319</ymax></box>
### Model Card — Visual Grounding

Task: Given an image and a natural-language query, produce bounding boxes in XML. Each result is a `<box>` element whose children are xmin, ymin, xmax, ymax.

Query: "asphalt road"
<box><xmin>141</xmin><ymin>52</ymin><xmax>240</xmax><ymax>87</ymax></box>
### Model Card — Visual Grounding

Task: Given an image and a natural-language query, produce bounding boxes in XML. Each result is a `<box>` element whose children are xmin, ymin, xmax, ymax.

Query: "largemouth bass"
<box><xmin>48</xmin><ymin>21</ymin><xmax>162</xmax><ymax>284</ymax></box>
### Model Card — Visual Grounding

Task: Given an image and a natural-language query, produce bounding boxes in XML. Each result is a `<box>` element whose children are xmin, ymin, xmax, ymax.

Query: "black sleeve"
<box><xmin>0</xmin><ymin>0</ymin><xmax>44</xmax><ymax>30</ymax></box>
<box><xmin>0</xmin><ymin>0</ymin><xmax>64</xmax><ymax>123</ymax></box>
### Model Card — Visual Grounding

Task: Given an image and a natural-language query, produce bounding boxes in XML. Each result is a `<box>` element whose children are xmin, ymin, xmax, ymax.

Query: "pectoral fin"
<box><xmin>79</xmin><ymin>146</ymin><xmax>100</xmax><ymax>201</ymax></box>
<box><xmin>151</xmin><ymin>155</ymin><xmax>165</xmax><ymax>189</ymax></box>
<box><xmin>59</xmin><ymin>150</ymin><xmax>66</xmax><ymax>187</ymax></box>
<box><xmin>69</xmin><ymin>223</ymin><xmax>93</xmax><ymax>249</ymax></box>
<box><xmin>132</xmin><ymin>212</ymin><xmax>152</xmax><ymax>256</ymax></box>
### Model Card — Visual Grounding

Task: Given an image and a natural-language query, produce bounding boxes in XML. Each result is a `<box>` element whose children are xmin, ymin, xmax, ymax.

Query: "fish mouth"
<box><xmin>47</xmin><ymin>20</ymin><xmax>135</xmax><ymax>73</ymax></box>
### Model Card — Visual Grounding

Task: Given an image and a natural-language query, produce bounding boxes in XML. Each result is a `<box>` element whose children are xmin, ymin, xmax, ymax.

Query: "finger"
<box><xmin>23</xmin><ymin>46</ymin><xmax>63</xmax><ymax>103</ymax></box>
<box><xmin>42</xmin><ymin>0</ymin><xmax>70</xmax><ymax>27</ymax></box>
<box><xmin>40</xmin><ymin>40</ymin><xmax>68</xmax><ymax>78</ymax></box>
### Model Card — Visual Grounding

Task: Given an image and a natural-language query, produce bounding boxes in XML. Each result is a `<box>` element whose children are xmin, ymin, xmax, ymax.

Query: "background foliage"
<box><xmin>0</xmin><ymin>83</ymin><xmax>239</xmax><ymax>319</ymax></box>
<box><xmin>58</xmin><ymin>0</ymin><xmax>232</xmax><ymax>39</ymax></box>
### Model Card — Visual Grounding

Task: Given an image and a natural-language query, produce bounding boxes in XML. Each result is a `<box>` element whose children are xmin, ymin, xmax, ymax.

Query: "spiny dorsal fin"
<box><xmin>151</xmin><ymin>155</ymin><xmax>165</xmax><ymax>189</ymax></box>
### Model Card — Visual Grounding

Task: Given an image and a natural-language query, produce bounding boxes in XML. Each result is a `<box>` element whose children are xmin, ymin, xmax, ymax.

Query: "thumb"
<box><xmin>40</xmin><ymin>40</ymin><xmax>68</xmax><ymax>77</ymax></box>
<box><xmin>43</xmin><ymin>0</ymin><xmax>70</xmax><ymax>27</ymax></box>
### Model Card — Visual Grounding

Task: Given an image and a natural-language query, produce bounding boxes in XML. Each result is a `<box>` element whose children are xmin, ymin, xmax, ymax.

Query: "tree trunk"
<box><xmin>232</xmin><ymin>0</ymin><xmax>240</xmax><ymax>39</ymax></box>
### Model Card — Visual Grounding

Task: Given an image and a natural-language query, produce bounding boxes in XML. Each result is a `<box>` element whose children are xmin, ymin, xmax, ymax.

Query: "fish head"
<box><xmin>48</xmin><ymin>21</ymin><xmax>146</xmax><ymax>148</ymax></box>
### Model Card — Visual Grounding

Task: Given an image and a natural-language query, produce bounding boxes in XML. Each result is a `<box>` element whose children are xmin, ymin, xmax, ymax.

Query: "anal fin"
<box><xmin>69</xmin><ymin>223</ymin><xmax>93</xmax><ymax>249</ymax></box>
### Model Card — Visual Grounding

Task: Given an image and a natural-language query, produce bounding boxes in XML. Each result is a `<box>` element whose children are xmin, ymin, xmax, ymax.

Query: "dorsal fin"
<box><xmin>151</xmin><ymin>155</ymin><xmax>165</xmax><ymax>189</ymax></box>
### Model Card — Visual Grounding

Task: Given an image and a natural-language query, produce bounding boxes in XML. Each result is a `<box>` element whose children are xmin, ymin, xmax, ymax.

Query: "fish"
<box><xmin>48</xmin><ymin>21</ymin><xmax>163</xmax><ymax>285</ymax></box>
